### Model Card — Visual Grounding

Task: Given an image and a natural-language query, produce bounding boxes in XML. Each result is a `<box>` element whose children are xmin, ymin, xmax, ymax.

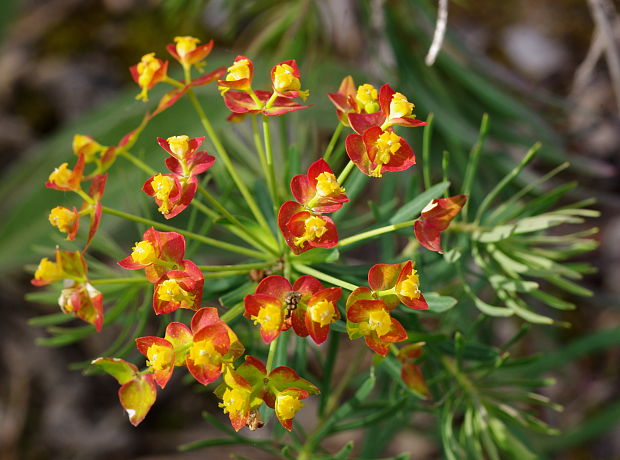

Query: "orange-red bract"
<box><xmin>414</xmin><ymin>194</ymin><xmax>467</xmax><ymax>253</ymax></box>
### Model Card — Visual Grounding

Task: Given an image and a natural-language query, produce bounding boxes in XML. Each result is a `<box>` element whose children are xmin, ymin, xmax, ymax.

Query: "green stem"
<box><xmin>251</xmin><ymin>114</ymin><xmax>270</xmax><ymax>186</ymax></box>
<box><xmin>198</xmin><ymin>261</ymin><xmax>275</xmax><ymax>272</ymax></box>
<box><xmin>338</xmin><ymin>219</ymin><xmax>415</xmax><ymax>247</ymax></box>
<box><xmin>221</xmin><ymin>302</ymin><xmax>245</xmax><ymax>323</ymax></box>
<box><xmin>197</xmin><ymin>185</ymin><xmax>278</xmax><ymax>255</ymax></box>
<box><xmin>323</xmin><ymin>123</ymin><xmax>343</xmax><ymax>163</ymax></box>
<box><xmin>461</xmin><ymin>113</ymin><xmax>489</xmax><ymax>221</ymax></box>
<box><xmin>422</xmin><ymin>113</ymin><xmax>434</xmax><ymax>190</ymax></box>
<box><xmin>262</xmin><ymin>115</ymin><xmax>280</xmax><ymax>216</ymax></box>
<box><xmin>118</xmin><ymin>150</ymin><xmax>155</xmax><ymax>176</ymax></box>
<box><xmin>266</xmin><ymin>336</ymin><xmax>279</xmax><ymax>372</ymax></box>
<box><xmin>337</xmin><ymin>160</ymin><xmax>355</xmax><ymax>185</ymax></box>
<box><xmin>101</xmin><ymin>205</ymin><xmax>271</xmax><ymax>260</ymax></box>
<box><xmin>185</xmin><ymin>88</ymin><xmax>272</xmax><ymax>234</ymax></box>
<box><xmin>292</xmin><ymin>264</ymin><xmax>358</xmax><ymax>291</ymax></box>
<box><xmin>90</xmin><ymin>277</ymin><xmax>147</xmax><ymax>285</ymax></box>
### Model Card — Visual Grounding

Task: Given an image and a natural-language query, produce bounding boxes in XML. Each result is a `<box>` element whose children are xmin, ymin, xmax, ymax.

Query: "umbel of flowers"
<box><xmin>31</xmin><ymin>35</ymin><xmax>467</xmax><ymax>432</ymax></box>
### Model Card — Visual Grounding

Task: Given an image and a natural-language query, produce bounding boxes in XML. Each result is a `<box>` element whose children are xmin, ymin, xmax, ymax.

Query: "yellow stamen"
<box><xmin>188</xmin><ymin>339</ymin><xmax>218</xmax><ymax>367</ymax></box>
<box><xmin>355</xmin><ymin>84</ymin><xmax>379</xmax><ymax>113</ymax></box>
<box><xmin>398</xmin><ymin>269</ymin><xmax>421</xmax><ymax>300</ymax></box>
<box><xmin>251</xmin><ymin>303</ymin><xmax>282</xmax><ymax>332</ymax></box>
<box><xmin>226</xmin><ymin>59</ymin><xmax>251</xmax><ymax>81</ymax></box>
<box><xmin>308</xmin><ymin>299</ymin><xmax>337</xmax><ymax>327</ymax></box>
<box><xmin>48</xmin><ymin>206</ymin><xmax>76</xmax><ymax>234</ymax></box>
<box><xmin>275</xmin><ymin>393</ymin><xmax>303</xmax><ymax>420</ymax></box>
<box><xmin>130</xmin><ymin>240</ymin><xmax>158</xmax><ymax>265</ymax></box>
<box><xmin>273</xmin><ymin>64</ymin><xmax>300</xmax><ymax>93</ymax></box>
<box><xmin>219</xmin><ymin>387</ymin><xmax>249</xmax><ymax>416</ymax></box>
<box><xmin>174</xmin><ymin>36</ymin><xmax>200</xmax><ymax>59</ymax></box>
<box><xmin>315</xmin><ymin>172</ymin><xmax>344</xmax><ymax>197</ymax></box>
<box><xmin>389</xmin><ymin>92</ymin><xmax>414</xmax><ymax>119</ymax></box>
<box><xmin>147</xmin><ymin>344</ymin><xmax>174</xmax><ymax>371</ymax></box>
<box><xmin>367</xmin><ymin>308</ymin><xmax>392</xmax><ymax>337</ymax></box>
<box><xmin>167</xmin><ymin>135</ymin><xmax>190</xmax><ymax>158</ymax></box>
<box><xmin>294</xmin><ymin>216</ymin><xmax>327</xmax><ymax>247</ymax></box>
<box><xmin>34</xmin><ymin>257</ymin><xmax>61</xmax><ymax>282</ymax></box>
<box><xmin>48</xmin><ymin>163</ymin><xmax>73</xmax><ymax>188</ymax></box>
<box><xmin>157</xmin><ymin>279</ymin><xmax>195</xmax><ymax>306</ymax></box>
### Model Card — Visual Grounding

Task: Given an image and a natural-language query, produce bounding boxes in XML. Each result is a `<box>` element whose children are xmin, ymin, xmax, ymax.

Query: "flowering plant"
<box><xmin>29</xmin><ymin>35</ymin><xmax>598</xmax><ymax>459</ymax></box>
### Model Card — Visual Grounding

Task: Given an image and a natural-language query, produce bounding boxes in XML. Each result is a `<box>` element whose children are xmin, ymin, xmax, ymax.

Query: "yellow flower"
<box><xmin>315</xmin><ymin>172</ymin><xmax>344</xmax><ymax>197</ymax></box>
<box><xmin>157</xmin><ymin>279</ymin><xmax>195</xmax><ymax>306</ymax></box>
<box><xmin>48</xmin><ymin>206</ymin><xmax>76</xmax><ymax>234</ymax></box>
<box><xmin>167</xmin><ymin>135</ymin><xmax>190</xmax><ymax>158</ymax></box>
<box><xmin>147</xmin><ymin>344</ymin><xmax>174</xmax><ymax>371</ymax></box>
<box><xmin>174</xmin><ymin>36</ymin><xmax>200</xmax><ymax>59</ymax></box>
<box><xmin>398</xmin><ymin>269</ymin><xmax>421</xmax><ymax>300</ymax></box>
<box><xmin>275</xmin><ymin>393</ymin><xmax>303</xmax><ymax>421</ymax></box>
<box><xmin>355</xmin><ymin>84</ymin><xmax>379</xmax><ymax>113</ymax></box>
<box><xmin>226</xmin><ymin>59</ymin><xmax>251</xmax><ymax>81</ymax></box>
<box><xmin>389</xmin><ymin>92</ymin><xmax>414</xmax><ymax>119</ymax></box>
<box><xmin>188</xmin><ymin>339</ymin><xmax>218</xmax><ymax>367</ymax></box>
<box><xmin>294</xmin><ymin>216</ymin><xmax>327</xmax><ymax>247</ymax></box>
<box><xmin>48</xmin><ymin>163</ymin><xmax>73</xmax><ymax>188</ymax></box>
<box><xmin>367</xmin><ymin>308</ymin><xmax>392</xmax><ymax>337</ymax></box>
<box><xmin>308</xmin><ymin>299</ymin><xmax>337</xmax><ymax>327</ymax></box>
<box><xmin>273</xmin><ymin>63</ymin><xmax>300</xmax><ymax>93</ymax></box>
<box><xmin>34</xmin><ymin>257</ymin><xmax>61</xmax><ymax>283</ymax></box>
<box><xmin>130</xmin><ymin>240</ymin><xmax>157</xmax><ymax>265</ymax></box>
<box><xmin>251</xmin><ymin>303</ymin><xmax>282</xmax><ymax>332</ymax></box>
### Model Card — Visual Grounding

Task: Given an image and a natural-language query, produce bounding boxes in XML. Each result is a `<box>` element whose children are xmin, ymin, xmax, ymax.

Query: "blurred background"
<box><xmin>0</xmin><ymin>0</ymin><xmax>618</xmax><ymax>459</ymax></box>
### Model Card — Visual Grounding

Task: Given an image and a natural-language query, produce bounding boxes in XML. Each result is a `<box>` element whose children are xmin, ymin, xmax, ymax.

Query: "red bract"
<box><xmin>398</xmin><ymin>343</ymin><xmax>430</xmax><ymax>399</ymax></box>
<box><xmin>222</xmin><ymin>89</ymin><xmax>309</xmax><ymax>120</ymax></box>
<box><xmin>217</xmin><ymin>55</ymin><xmax>254</xmax><ymax>93</ymax></box>
<box><xmin>152</xmin><ymin>260</ymin><xmax>203</xmax><ymax>314</ymax></box>
<box><xmin>278</xmin><ymin>201</ymin><xmax>338</xmax><ymax>254</ymax></box>
<box><xmin>92</xmin><ymin>358</ymin><xmax>157</xmax><ymax>426</ymax></box>
<box><xmin>58</xmin><ymin>280</ymin><xmax>104</xmax><ymax>331</ymax></box>
<box><xmin>414</xmin><ymin>194</ymin><xmax>467</xmax><ymax>253</ymax></box>
<box><xmin>83</xmin><ymin>173</ymin><xmax>107</xmax><ymax>250</ymax></box>
<box><xmin>345</xmin><ymin>126</ymin><xmax>416</xmax><ymax>178</ymax></box>
<box><xmin>167</xmin><ymin>36</ymin><xmax>213</xmax><ymax>70</ymax></box>
<box><xmin>290</xmin><ymin>159</ymin><xmax>349</xmax><ymax>213</ymax></box>
<box><xmin>142</xmin><ymin>173</ymin><xmax>197</xmax><ymax>219</ymax></box>
<box><xmin>369</xmin><ymin>261</ymin><xmax>428</xmax><ymax>310</ymax></box>
<box><xmin>348</xmin><ymin>84</ymin><xmax>427</xmax><ymax>134</ymax></box>
<box><xmin>118</xmin><ymin>227</ymin><xmax>185</xmax><ymax>283</ymax></box>
<box><xmin>130</xmin><ymin>53</ymin><xmax>168</xmax><ymax>102</ymax></box>
<box><xmin>46</xmin><ymin>154</ymin><xmax>85</xmax><ymax>192</ymax></box>
<box><xmin>345</xmin><ymin>287</ymin><xmax>407</xmax><ymax>356</ymax></box>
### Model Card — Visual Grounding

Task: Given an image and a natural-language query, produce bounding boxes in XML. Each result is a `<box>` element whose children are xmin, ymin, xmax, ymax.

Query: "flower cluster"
<box><xmin>31</xmin><ymin>36</ymin><xmax>448</xmax><ymax>436</ymax></box>
<box><xmin>278</xmin><ymin>159</ymin><xmax>348</xmax><ymax>254</ymax></box>
<box><xmin>244</xmin><ymin>275</ymin><xmax>342</xmax><ymax>344</ymax></box>
<box><xmin>119</xmin><ymin>228</ymin><xmax>203</xmax><ymax>314</ymax></box>
<box><xmin>143</xmin><ymin>136</ymin><xmax>215</xmax><ymax>218</ymax></box>
<box><xmin>218</xmin><ymin>56</ymin><xmax>310</xmax><ymax>120</ymax></box>
<box><xmin>346</xmin><ymin>261</ymin><xmax>427</xmax><ymax>355</ymax></box>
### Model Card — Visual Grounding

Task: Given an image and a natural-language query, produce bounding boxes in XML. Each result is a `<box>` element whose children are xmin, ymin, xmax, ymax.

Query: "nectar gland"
<box><xmin>34</xmin><ymin>257</ymin><xmax>61</xmax><ymax>282</ymax></box>
<box><xmin>130</xmin><ymin>240</ymin><xmax>158</xmax><ymax>265</ymax></box>
<box><xmin>315</xmin><ymin>172</ymin><xmax>344</xmax><ymax>197</ymax></box>
<box><xmin>136</xmin><ymin>53</ymin><xmax>163</xmax><ymax>101</ymax></box>
<box><xmin>308</xmin><ymin>299</ymin><xmax>337</xmax><ymax>327</ymax></box>
<box><xmin>275</xmin><ymin>393</ymin><xmax>303</xmax><ymax>420</ymax></box>
<box><xmin>48</xmin><ymin>163</ymin><xmax>73</xmax><ymax>188</ymax></box>
<box><xmin>367</xmin><ymin>308</ymin><xmax>392</xmax><ymax>337</ymax></box>
<box><xmin>150</xmin><ymin>174</ymin><xmax>176</xmax><ymax>214</ymax></box>
<box><xmin>49</xmin><ymin>206</ymin><xmax>76</xmax><ymax>234</ymax></box>
<box><xmin>157</xmin><ymin>279</ymin><xmax>195</xmax><ymax>306</ymax></box>
<box><xmin>294</xmin><ymin>216</ymin><xmax>327</xmax><ymax>247</ymax></box>
<box><xmin>398</xmin><ymin>268</ymin><xmax>421</xmax><ymax>300</ymax></box>
<box><xmin>389</xmin><ymin>92</ymin><xmax>414</xmax><ymax>120</ymax></box>
<box><xmin>188</xmin><ymin>339</ymin><xmax>219</xmax><ymax>367</ymax></box>
<box><xmin>355</xmin><ymin>84</ymin><xmax>379</xmax><ymax>113</ymax></box>
<box><xmin>251</xmin><ymin>303</ymin><xmax>282</xmax><ymax>333</ymax></box>
<box><xmin>147</xmin><ymin>343</ymin><xmax>174</xmax><ymax>371</ymax></box>
<box><xmin>370</xmin><ymin>131</ymin><xmax>402</xmax><ymax>177</ymax></box>
<box><xmin>167</xmin><ymin>135</ymin><xmax>190</xmax><ymax>159</ymax></box>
